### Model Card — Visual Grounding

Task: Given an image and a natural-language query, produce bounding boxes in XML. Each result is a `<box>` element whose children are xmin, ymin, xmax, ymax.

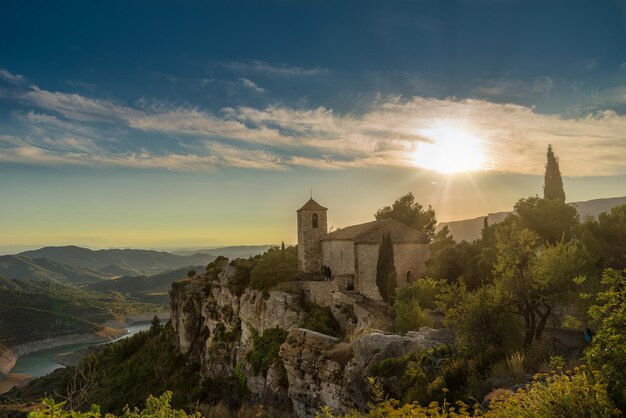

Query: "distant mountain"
<box><xmin>0</xmin><ymin>255</ymin><xmax>110</xmax><ymax>285</ymax></box>
<box><xmin>170</xmin><ymin>245</ymin><xmax>273</xmax><ymax>258</ymax></box>
<box><xmin>437</xmin><ymin>196</ymin><xmax>626</xmax><ymax>243</ymax></box>
<box><xmin>98</xmin><ymin>264</ymin><xmax>141</xmax><ymax>277</ymax></box>
<box><xmin>18</xmin><ymin>246</ymin><xmax>215</xmax><ymax>275</ymax></box>
<box><xmin>86</xmin><ymin>266</ymin><xmax>201</xmax><ymax>304</ymax></box>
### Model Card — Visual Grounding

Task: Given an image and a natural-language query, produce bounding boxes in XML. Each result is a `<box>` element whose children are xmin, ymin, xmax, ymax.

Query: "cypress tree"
<box><xmin>376</xmin><ymin>232</ymin><xmax>397</xmax><ymax>304</ymax></box>
<box><xmin>544</xmin><ymin>144</ymin><xmax>566</xmax><ymax>202</ymax></box>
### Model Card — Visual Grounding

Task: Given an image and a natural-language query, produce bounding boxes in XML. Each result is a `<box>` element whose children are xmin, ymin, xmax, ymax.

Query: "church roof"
<box><xmin>321</xmin><ymin>218</ymin><xmax>429</xmax><ymax>244</ymax></box>
<box><xmin>297</xmin><ymin>198</ymin><xmax>328</xmax><ymax>212</ymax></box>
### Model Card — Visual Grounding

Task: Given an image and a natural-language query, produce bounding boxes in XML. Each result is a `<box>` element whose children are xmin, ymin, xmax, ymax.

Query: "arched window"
<box><xmin>406</xmin><ymin>270</ymin><xmax>415</xmax><ymax>283</ymax></box>
<box><xmin>312</xmin><ymin>213</ymin><xmax>319</xmax><ymax>228</ymax></box>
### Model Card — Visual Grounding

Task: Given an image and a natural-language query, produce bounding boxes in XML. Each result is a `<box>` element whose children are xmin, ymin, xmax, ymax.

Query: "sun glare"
<box><xmin>412</xmin><ymin>124</ymin><xmax>487</xmax><ymax>174</ymax></box>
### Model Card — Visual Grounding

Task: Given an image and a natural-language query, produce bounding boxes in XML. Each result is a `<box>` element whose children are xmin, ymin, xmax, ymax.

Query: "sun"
<box><xmin>412</xmin><ymin>124</ymin><xmax>487</xmax><ymax>173</ymax></box>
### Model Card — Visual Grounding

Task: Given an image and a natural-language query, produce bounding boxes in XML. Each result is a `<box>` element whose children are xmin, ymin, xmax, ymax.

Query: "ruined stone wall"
<box><xmin>321</xmin><ymin>240</ymin><xmax>355</xmax><ymax>277</ymax></box>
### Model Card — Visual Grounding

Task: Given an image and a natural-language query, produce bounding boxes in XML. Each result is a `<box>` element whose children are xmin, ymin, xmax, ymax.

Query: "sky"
<box><xmin>1</xmin><ymin>0</ymin><xmax>626</xmax><ymax>251</ymax></box>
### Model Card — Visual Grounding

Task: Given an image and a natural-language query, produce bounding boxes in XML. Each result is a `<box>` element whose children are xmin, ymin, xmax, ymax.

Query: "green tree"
<box><xmin>376</xmin><ymin>232</ymin><xmax>397</xmax><ymax>304</ymax></box>
<box><xmin>375</xmin><ymin>193</ymin><xmax>437</xmax><ymax>241</ymax></box>
<box><xmin>514</xmin><ymin>196</ymin><xmax>579</xmax><ymax>244</ymax></box>
<box><xmin>544</xmin><ymin>144</ymin><xmax>566</xmax><ymax>202</ymax></box>
<box><xmin>579</xmin><ymin>204</ymin><xmax>626</xmax><ymax>270</ymax></box>
<box><xmin>425</xmin><ymin>226</ymin><xmax>462</xmax><ymax>283</ymax></box>
<box><xmin>585</xmin><ymin>268</ymin><xmax>626</xmax><ymax>410</ymax></box>
<box><xmin>149</xmin><ymin>315</ymin><xmax>161</xmax><ymax>333</ymax></box>
<box><xmin>494</xmin><ymin>220</ymin><xmax>588</xmax><ymax>346</ymax></box>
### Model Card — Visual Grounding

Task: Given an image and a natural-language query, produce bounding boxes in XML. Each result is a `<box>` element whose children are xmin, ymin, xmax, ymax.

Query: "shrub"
<box><xmin>300</xmin><ymin>304</ymin><xmax>342</xmax><ymax>338</ymax></box>
<box><xmin>393</xmin><ymin>298</ymin><xmax>432</xmax><ymax>334</ymax></box>
<box><xmin>249</xmin><ymin>246</ymin><xmax>298</xmax><ymax>291</ymax></box>
<box><xmin>246</xmin><ymin>327</ymin><xmax>288</xmax><ymax>377</ymax></box>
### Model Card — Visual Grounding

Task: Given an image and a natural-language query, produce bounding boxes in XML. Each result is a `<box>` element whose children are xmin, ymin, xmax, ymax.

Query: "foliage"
<box><xmin>376</xmin><ymin>232</ymin><xmax>397</xmax><ymax>304</ymax></box>
<box><xmin>446</xmin><ymin>284</ymin><xmax>523</xmax><ymax>365</ymax></box>
<box><xmin>585</xmin><ymin>268</ymin><xmax>626</xmax><ymax>410</ymax></box>
<box><xmin>318</xmin><ymin>368</ymin><xmax>619</xmax><ymax>417</ymax></box>
<box><xmin>29</xmin><ymin>391</ymin><xmax>201</xmax><ymax>417</ymax></box>
<box><xmin>488</xmin><ymin>368</ymin><xmax>620</xmax><ymax>417</ymax></box>
<box><xmin>494</xmin><ymin>220</ymin><xmax>590</xmax><ymax>346</ymax></box>
<box><xmin>579</xmin><ymin>204</ymin><xmax>626</xmax><ymax>270</ymax></box>
<box><xmin>227</xmin><ymin>257</ymin><xmax>255</xmax><ymax>295</ymax></box>
<box><xmin>543</xmin><ymin>144</ymin><xmax>566</xmax><ymax>202</ymax></box>
<box><xmin>514</xmin><ymin>196</ymin><xmax>578</xmax><ymax>244</ymax></box>
<box><xmin>374</xmin><ymin>193</ymin><xmax>437</xmax><ymax>241</ymax></box>
<box><xmin>246</xmin><ymin>327</ymin><xmax>288</xmax><ymax>377</ymax></box>
<box><xmin>393</xmin><ymin>298</ymin><xmax>432</xmax><ymax>334</ymax></box>
<box><xmin>149</xmin><ymin>315</ymin><xmax>161</xmax><ymax>334</ymax></box>
<box><xmin>300</xmin><ymin>303</ymin><xmax>342</xmax><ymax>337</ymax></box>
<box><xmin>248</xmin><ymin>246</ymin><xmax>298</xmax><ymax>291</ymax></box>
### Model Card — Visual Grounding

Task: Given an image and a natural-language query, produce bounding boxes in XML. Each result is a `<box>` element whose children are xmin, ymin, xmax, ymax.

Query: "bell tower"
<box><xmin>297</xmin><ymin>197</ymin><xmax>328</xmax><ymax>273</ymax></box>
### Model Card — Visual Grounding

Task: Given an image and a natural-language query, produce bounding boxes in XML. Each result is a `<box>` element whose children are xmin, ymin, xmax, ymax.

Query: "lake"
<box><xmin>10</xmin><ymin>322</ymin><xmax>152</xmax><ymax>378</ymax></box>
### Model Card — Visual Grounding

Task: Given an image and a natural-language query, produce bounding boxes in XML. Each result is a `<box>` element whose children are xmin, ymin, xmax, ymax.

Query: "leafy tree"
<box><xmin>543</xmin><ymin>144</ymin><xmax>566</xmax><ymax>202</ymax></box>
<box><xmin>494</xmin><ymin>220</ymin><xmax>589</xmax><ymax>346</ymax></box>
<box><xmin>425</xmin><ymin>226</ymin><xmax>463</xmax><ymax>284</ymax></box>
<box><xmin>585</xmin><ymin>268</ymin><xmax>626</xmax><ymax>410</ymax></box>
<box><xmin>375</xmin><ymin>193</ymin><xmax>437</xmax><ymax>241</ymax></box>
<box><xmin>514</xmin><ymin>196</ymin><xmax>579</xmax><ymax>244</ymax></box>
<box><xmin>376</xmin><ymin>232</ymin><xmax>397</xmax><ymax>304</ymax></box>
<box><xmin>186</xmin><ymin>270</ymin><xmax>196</xmax><ymax>279</ymax></box>
<box><xmin>249</xmin><ymin>245</ymin><xmax>298</xmax><ymax>291</ymax></box>
<box><xmin>579</xmin><ymin>204</ymin><xmax>626</xmax><ymax>270</ymax></box>
<box><xmin>149</xmin><ymin>315</ymin><xmax>161</xmax><ymax>333</ymax></box>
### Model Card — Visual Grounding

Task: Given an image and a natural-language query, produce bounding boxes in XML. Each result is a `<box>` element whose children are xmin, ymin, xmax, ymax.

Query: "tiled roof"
<box><xmin>321</xmin><ymin>218</ymin><xmax>428</xmax><ymax>244</ymax></box>
<box><xmin>297</xmin><ymin>198</ymin><xmax>328</xmax><ymax>212</ymax></box>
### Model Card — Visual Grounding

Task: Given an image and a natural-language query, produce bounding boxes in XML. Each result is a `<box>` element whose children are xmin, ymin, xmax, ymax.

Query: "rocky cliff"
<box><xmin>169</xmin><ymin>267</ymin><xmax>454</xmax><ymax>417</ymax></box>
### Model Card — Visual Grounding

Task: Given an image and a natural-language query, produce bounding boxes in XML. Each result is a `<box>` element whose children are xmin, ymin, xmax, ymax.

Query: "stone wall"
<box><xmin>355</xmin><ymin>242</ymin><xmax>430</xmax><ymax>301</ymax></box>
<box><xmin>290</xmin><ymin>280</ymin><xmax>337</xmax><ymax>307</ymax></box>
<box><xmin>321</xmin><ymin>240</ymin><xmax>355</xmax><ymax>276</ymax></box>
<box><xmin>298</xmin><ymin>209</ymin><xmax>328</xmax><ymax>273</ymax></box>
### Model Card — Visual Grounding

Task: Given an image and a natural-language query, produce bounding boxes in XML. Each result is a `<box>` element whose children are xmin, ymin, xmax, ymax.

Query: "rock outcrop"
<box><xmin>169</xmin><ymin>268</ymin><xmax>455</xmax><ymax>417</ymax></box>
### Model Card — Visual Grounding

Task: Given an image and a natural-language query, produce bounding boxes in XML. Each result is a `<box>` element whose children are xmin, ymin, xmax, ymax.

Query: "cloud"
<box><xmin>239</xmin><ymin>78</ymin><xmax>265</xmax><ymax>93</ymax></box>
<box><xmin>2</xmin><ymin>80</ymin><xmax>626</xmax><ymax>176</ymax></box>
<box><xmin>0</xmin><ymin>69</ymin><xmax>25</xmax><ymax>84</ymax></box>
<box><xmin>473</xmin><ymin>76</ymin><xmax>553</xmax><ymax>99</ymax></box>
<box><xmin>221</xmin><ymin>60</ymin><xmax>330</xmax><ymax>77</ymax></box>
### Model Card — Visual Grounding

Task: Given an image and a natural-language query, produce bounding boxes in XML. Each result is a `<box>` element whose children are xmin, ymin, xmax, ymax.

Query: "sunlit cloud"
<box><xmin>1</xmin><ymin>76</ymin><xmax>626</xmax><ymax>176</ymax></box>
<box><xmin>220</xmin><ymin>60</ymin><xmax>331</xmax><ymax>77</ymax></box>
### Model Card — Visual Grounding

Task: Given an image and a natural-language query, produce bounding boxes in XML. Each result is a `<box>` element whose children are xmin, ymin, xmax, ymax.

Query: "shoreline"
<box><xmin>0</xmin><ymin>310</ymin><xmax>169</xmax><ymax>394</ymax></box>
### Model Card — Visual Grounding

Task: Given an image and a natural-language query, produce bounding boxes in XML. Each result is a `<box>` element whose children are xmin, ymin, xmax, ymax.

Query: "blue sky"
<box><xmin>1</xmin><ymin>0</ymin><xmax>625</xmax><ymax>250</ymax></box>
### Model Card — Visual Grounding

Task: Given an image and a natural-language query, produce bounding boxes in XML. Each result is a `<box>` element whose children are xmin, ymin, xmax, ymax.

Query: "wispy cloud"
<box><xmin>1</xmin><ymin>78</ymin><xmax>626</xmax><ymax>176</ymax></box>
<box><xmin>239</xmin><ymin>78</ymin><xmax>265</xmax><ymax>93</ymax></box>
<box><xmin>221</xmin><ymin>60</ymin><xmax>331</xmax><ymax>77</ymax></box>
<box><xmin>0</xmin><ymin>69</ymin><xmax>25</xmax><ymax>84</ymax></box>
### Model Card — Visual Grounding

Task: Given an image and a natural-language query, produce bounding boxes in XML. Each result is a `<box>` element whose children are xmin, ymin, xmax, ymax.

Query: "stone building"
<box><xmin>297</xmin><ymin>198</ymin><xmax>429</xmax><ymax>301</ymax></box>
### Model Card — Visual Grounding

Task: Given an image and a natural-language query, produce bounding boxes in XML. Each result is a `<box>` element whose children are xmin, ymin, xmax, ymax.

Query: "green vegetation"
<box><xmin>585</xmin><ymin>268</ymin><xmax>626</xmax><ymax>410</ymax></box>
<box><xmin>0</xmin><ymin>278</ymin><xmax>154</xmax><ymax>346</ymax></box>
<box><xmin>249</xmin><ymin>245</ymin><xmax>298</xmax><ymax>291</ymax></box>
<box><xmin>375</xmin><ymin>232</ymin><xmax>397</xmax><ymax>304</ymax></box>
<box><xmin>246</xmin><ymin>327</ymin><xmax>288</xmax><ymax>377</ymax></box>
<box><xmin>543</xmin><ymin>144</ymin><xmax>566</xmax><ymax>202</ymax></box>
<box><xmin>300</xmin><ymin>303</ymin><xmax>342</xmax><ymax>337</ymax></box>
<box><xmin>392</xmin><ymin>277</ymin><xmax>439</xmax><ymax>333</ymax></box>
<box><xmin>29</xmin><ymin>391</ymin><xmax>200</xmax><ymax>418</ymax></box>
<box><xmin>375</xmin><ymin>192</ymin><xmax>437</xmax><ymax>241</ymax></box>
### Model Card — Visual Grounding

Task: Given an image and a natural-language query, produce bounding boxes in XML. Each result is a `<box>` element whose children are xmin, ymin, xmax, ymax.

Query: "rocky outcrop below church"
<box><xmin>169</xmin><ymin>266</ymin><xmax>455</xmax><ymax>417</ymax></box>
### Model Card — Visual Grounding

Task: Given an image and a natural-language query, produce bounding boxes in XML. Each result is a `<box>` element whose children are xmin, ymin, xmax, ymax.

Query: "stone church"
<box><xmin>297</xmin><ymin>198</ymin><xmax>429</xmax><ymax>301</ymax></box>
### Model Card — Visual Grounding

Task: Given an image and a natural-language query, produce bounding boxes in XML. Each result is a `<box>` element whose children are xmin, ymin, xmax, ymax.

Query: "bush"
<box><xmin>246</xmin><ymin>327</ymin><xmax>288</xmax><ymax>377</ymax></box>
<box><xmin>249</xmin><ymin>246</ymin><xmax>298</xmax><ymax>291</ymax></box>
<box><xmin>393</xmin><ymin>298</ymin><xmax>432</xmax><ymax>334</ymax></box>
<box><xmin>300</xmin><ymin>304</ymin><xmax>342</xmax><ymax>338</ymax></box>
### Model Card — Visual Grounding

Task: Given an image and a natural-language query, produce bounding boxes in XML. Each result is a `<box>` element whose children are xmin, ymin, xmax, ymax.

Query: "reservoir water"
<box><xmin>10</xmin><ymin>322</ymin><xmax>152</xmax><ymax>378</ymax></box>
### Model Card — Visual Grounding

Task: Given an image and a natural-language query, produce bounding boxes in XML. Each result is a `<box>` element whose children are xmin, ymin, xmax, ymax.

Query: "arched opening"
<box><xmin>406</xmin><ymin>270</ymin><xmax>415</xmax><ymax>283</ymax></box>
<box><xmin>312</xmin><ymin>213</ymin><xmax>319</xmax><ymax>228</ymax></box>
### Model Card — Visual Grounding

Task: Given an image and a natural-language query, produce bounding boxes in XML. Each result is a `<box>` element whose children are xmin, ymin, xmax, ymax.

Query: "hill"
<box><xmin>18</xmin><ymin>246</ymin><xmax>215</xmax><ymax>275</ymax></box>
<box><xmin>0</xmin><ymin>255</ymin><xmax>110</xmax><ymax>285</ymax></box>
<box><xmin>0</xmin><ymin>277</ymin><xmax>154</xmax><ymax>346</ymax></box>
<box><xmin>170</xmin><ymin>245</ymin><xmax>273</xmax><ymax>258</ymax></box>
<box><xmin>437</xmin><ymin>196</ymin><xmax>626</xmax><ymax>242</ymax></box>
<box><xmin>86</xmin><ymin>266</ymin><xmax>201</xmax><ymax>304</ymax></box>
<box><xmin>98</xmin><ymin>264</ymin><xmax>141</xmax><ymax>277</ymax></box>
